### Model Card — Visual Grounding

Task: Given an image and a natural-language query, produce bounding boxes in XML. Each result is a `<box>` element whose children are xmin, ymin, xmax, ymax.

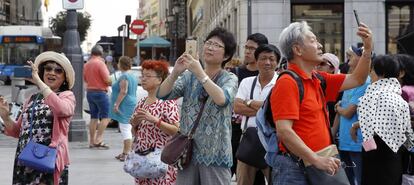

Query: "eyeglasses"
<box><xmin>244</xmin><ymin>45</ymin><xmax>257</xmax><ymax>51</ymax></box>
<box><xmin>341</xmin><ymin>161</ymin><xmax>356</xmax><ymax>168</ymax></box>
<box><xmin>140</xmin><ymin>75</ymin><xmax>160</xmax><ymax>79</ymax></box>
<box><xmin>258</xmin><ymin>56</ymin><xmax>277</xmax><ymax>62</ymax></box>
<box><xmin>44</xmin><ymin>65</ymin><xmax>64</xmax><ymax>74</ymax></box>
<box><xmin>204</xmin><ymin>40</ymin><xmax>225</xmax><ymax>49</ymax></box>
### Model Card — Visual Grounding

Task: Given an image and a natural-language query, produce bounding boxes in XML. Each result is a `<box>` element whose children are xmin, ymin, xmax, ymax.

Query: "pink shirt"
<box><xmin>5</xmin><ymin>91</ymin><xmax>76</xmax><ymax>184</ymax></box>
<box><xmin>83</xmin><ymin>56</ymin><xmax>110</xmax><ymax>91</ymax></box>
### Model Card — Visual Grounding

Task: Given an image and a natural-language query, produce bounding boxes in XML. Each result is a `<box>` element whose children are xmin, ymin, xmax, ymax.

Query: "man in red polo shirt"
<box><xmin>270</xmin><ymin>21</ymin><xmax>373</xmax><ymax>185</ymax></box>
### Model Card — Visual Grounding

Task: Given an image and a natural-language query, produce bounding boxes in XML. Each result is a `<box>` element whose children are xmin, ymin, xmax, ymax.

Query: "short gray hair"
<box><xmin>91</xmin><ymin>45</ymin><xmax>103</xmax><ymax>56</ymax></box>
<box><xmin>278</xmin><ymin>21</ymin><xmax>312</xmax><ymax>61</ymax></box>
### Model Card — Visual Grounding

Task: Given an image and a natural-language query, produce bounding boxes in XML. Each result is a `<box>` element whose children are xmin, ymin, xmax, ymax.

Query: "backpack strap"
<box><xmin>277</xmin><ymin>70</ymin><xmax>305</xmax><ymax>103</ymax></box>
<box><xmin>314</xmin><ymin>72</ymin><xmax>326</xmax><ymax>95</ymax></box>
<box><xmin>235</xmin><ymin>67</ymin><xmax>240</xmax><ymax>77</ymax></box>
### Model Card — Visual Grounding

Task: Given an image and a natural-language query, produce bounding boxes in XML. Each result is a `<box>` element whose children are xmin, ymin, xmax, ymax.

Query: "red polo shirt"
<box><xmin>270</xmin><ymin>63</ymin><xmax>345</xmax><ymax>152</ymax></box>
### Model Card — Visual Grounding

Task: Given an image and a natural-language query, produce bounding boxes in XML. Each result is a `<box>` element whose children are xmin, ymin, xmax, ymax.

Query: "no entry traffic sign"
<box><xmin>130</xmin><ymin>19</ymin><xmax>146</xmax><ymax>35</ymax></box>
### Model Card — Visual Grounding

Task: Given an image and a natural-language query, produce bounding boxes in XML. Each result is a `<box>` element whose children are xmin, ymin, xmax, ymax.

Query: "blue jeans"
<box><xmin>86</xmin><ymin>91</ymin><xmax>109</xmax><ymax>119</ymax></box>
<box><xmin>271</xmin><ymin>154</ymin><xmax>308</xmax><ymax>185</ymax></box>
<box><xmin>339</xmin><ymin>150</ymin><xmax>362</xmax><ymax>185</ymax></box>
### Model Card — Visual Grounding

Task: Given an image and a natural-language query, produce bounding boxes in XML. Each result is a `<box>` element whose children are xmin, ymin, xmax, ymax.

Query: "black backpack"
<box><xmin>264</xmin><ymin>70</ymin><xmax>326</xmax><ymax>128</ymax></box>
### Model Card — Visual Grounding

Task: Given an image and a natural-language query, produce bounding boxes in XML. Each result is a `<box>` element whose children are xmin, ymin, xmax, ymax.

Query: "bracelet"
<box><xmin>40</xmin><ymin>86</ymin><xmax>50</xmax><ymax>94</ymax></box>
<box><xmin>200</xmin><ymin>76</ymin><xmax>209</xmax><ymax>85</ymax></box>
<box><xmin>156</xmin><ymin>119</ymin><xmax>162</xmax><ymax>128</ymax></box>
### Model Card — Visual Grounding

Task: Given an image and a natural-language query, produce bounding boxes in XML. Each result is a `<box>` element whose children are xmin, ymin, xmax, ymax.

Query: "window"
<box><xmin>386</xmin><ymin>3</ymin><xmax>414</xmax><ymax>54</ymax></box>
<box><xmin>292</xmin><ymin>4</ymin><xmax>344</xmax><ymax>62</ymax></box>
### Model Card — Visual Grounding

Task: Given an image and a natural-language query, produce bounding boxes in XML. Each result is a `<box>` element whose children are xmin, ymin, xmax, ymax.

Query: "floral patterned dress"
<box><xmin>132</xmin><ymin>98</ymin><xmax>180</xmax><ymax>185</ymax></box>
<box><xmin>12</xmin><ymin>94</ymin><xmax>68</xmax><ymax>185</ymax></box>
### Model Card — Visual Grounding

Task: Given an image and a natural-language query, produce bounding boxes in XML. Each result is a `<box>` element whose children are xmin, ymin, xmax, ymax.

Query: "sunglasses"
<box><xmin>44</xmin><ymin>65</ymin><xmax>64</xmax><ymax>74</ymax></box>
<box><xmin>318</xmin><ymin>62</ymin><xmax>334</xmax><ymax>68</ymax></box>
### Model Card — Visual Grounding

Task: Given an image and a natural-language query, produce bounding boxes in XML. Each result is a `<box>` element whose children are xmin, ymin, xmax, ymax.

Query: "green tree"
<box><xmin>49</xmin><ymin>11</ymin><xmax>92</xmax><ymax>43</ymax></box>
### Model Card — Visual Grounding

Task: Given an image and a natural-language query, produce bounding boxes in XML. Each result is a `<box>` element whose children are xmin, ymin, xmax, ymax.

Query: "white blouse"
<box><xmin>358</xmin><ymin>78</ymin><xmax>414</xmax><ymax>153</ymax></box>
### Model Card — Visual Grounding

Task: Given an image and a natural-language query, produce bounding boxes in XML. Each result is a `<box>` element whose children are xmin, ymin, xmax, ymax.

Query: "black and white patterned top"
<box><xmin>358</xmin><ymin>78</ymin><xmax>414</xmax><ymax>153</ymax></box>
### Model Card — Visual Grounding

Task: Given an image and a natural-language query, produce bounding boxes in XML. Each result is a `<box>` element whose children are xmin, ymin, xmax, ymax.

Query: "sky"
<box><xmin>42</xmin><ymin>0</ymin><xmax>139</xmax><ymax>52</ymax></box>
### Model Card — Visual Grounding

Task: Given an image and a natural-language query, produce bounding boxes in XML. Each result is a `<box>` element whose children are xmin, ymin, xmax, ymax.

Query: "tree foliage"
<box><xmin>49</xmin><ymin>11</ymin><xmax>92</xmax><ymax>43</ymax></box>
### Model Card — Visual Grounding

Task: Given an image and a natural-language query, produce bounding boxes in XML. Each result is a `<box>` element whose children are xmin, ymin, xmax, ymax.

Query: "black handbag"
<box><xmin>235</xmin><ymin>77</ymin><xmax>267</xmax><ymax>169</ymax></box>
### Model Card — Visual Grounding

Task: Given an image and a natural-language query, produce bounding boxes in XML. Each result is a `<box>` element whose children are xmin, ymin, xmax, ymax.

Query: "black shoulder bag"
<box><xmin>235</xmin><ymin>76</ymin><xmax>268</xmax><ymax>169</ymax></box>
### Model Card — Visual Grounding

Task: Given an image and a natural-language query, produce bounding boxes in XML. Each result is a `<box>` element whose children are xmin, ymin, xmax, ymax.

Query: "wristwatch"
<box><xmin>246</xmin><ymin>100</ymin><xmax>253</xmax><ymax>107</ymax></box>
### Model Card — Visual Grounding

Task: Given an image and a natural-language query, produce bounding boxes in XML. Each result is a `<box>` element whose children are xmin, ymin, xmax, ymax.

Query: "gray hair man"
<box><xmin>270</xmin><ymin>21</ymin><xmax>373</xmax><ymax>184</ymax></box>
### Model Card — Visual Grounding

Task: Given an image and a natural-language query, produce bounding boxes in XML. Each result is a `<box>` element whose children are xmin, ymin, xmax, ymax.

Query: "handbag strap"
<box><xmin>242</xmin><ymin>76</ymin><xmax>258</xmax><ymax>132</ymax></box>
<box><xmin>188</xmin><ymin>70</ymin><xmax>224</xmax><ymax>138</ymax></box>
<box><xmin>28</xmin><ymin>94</ymin><xmax>41</xmax><ymax>140</ymax></box>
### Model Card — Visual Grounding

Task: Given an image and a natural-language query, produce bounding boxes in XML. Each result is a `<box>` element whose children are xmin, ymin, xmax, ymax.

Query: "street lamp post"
<box><xmin>167</xmin><ymin>14</ymin><xmax>174</xmax><ymax>63</ymax></box>
<box><xmin>172</xmin><ymin>3</ymin><xmax>180</xmax><ymax>62</ymax></box>
<box><xmin>63</xmin><ymin>9</ymin><xmax>87</xmax><ymax>142</ymax></box>
<box><xmin>118</xmin><ymin>24</ymin><xmax>127</xmax><ymax>56</ymax></box>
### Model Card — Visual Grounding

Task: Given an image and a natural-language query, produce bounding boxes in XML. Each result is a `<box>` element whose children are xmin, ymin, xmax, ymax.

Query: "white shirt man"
<box><xmin>233</xmin><ymin>44</ymin><xmax>281</xmax><ymax>185</ymax></box>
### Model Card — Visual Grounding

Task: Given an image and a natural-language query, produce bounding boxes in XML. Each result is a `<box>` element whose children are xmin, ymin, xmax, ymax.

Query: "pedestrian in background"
<box><xmin>352</xmin><ymin>55</ymin><xmax>414</xmax><ymax>185</ymax></box>
<box><xmin>130</xmin><ymin>60</ymin><xmax>180</xmax><ymax>184</ymax></box>
<box><xmin>230</xmin><ymin>33</ymin><xmax>269</xmax><ymax>184</ymax></box>
<box><xmin>316</xmin><ymin>53</ymin><xmax>341</xmax><ymax>127</ymax></box>
<box><xmin>270</xmin><ymin>21</ymin><xmax>373</xmax><ymax>185</ymax></box>
<box><xmin>332</xmin><ymin>46</ymin><xmax>371</xmax><ymax>185</ymax></box>
<box><xmin>234</xmin><ymin>44</ymin><xmax>281</xmax><ymax>185</ymax></box>
<box><xmin>157</xmin><ymin>27</ymin><xmax>238</xmax><ymax>185</ymax></box>
<box><xmin>109</xmin><ymin>56</ymin><xmax>138</xmax><ymax>161</ymax></box>
<box><xmin>395</xmin><ymin>54</ymin><xmax>414</xmax><ymax>182</ymax></box>
<box><xmin>84</xmin><ymin>45</ymin><xmax>112</xmax><ymax>149</ymax></box>
<box><xmin>0</xmin><ymin>51</ymin><xmax>76</xmax><ymax>185</ymax></box>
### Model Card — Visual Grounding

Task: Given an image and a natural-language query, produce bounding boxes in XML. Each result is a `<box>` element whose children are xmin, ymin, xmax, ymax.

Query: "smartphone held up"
<box><xmin>13</xmin><ymin>66</ymin><xmax>32</xmax><ymax>78</ymax></box>
<box><xmin>353</xmin><ymin>10</ymin><xmax>361</xmax><ymax>27</ymax></box>
<box><xmin>186</xmin><ymin>39</ymin><xmax>198</xmax><ymax>59</ymax></box>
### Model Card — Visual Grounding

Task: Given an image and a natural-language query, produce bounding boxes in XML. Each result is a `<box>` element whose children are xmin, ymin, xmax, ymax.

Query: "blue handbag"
<box><xmin>17</xmin><ymin>95</ymin><xmax>57</xmax><ymax>173</ymax></box>
<box><xmin>18</xmin><ymin>140</ymin><xmax>57</xmax><ymax>173</ymax></box>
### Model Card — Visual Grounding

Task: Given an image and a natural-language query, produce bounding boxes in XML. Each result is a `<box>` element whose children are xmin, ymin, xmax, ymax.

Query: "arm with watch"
<box><xmin>234</xmin><ymin>77</ymin><xmax>263</xmax><ymax>117</ymax></box>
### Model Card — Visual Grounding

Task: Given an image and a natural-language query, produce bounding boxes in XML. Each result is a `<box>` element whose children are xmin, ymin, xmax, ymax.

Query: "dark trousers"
<box><xmin>231</xmin><ymin>123</ymin><xmax>266</xmax><ymax>184</ymax></box>
<box><xmin>362</xmin><ymin>135</ymin><xmax>403</xmax><ymax>185</ymax></box>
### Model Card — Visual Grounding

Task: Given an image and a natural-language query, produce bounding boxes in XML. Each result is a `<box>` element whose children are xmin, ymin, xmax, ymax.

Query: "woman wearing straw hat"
<box><xmin>0</xmin><ymin>51</ymin><xmax>76</xmax><ymax>185</ymax></box>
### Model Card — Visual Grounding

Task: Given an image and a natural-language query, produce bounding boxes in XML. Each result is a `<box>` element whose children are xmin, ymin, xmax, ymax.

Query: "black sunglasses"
<box><xmin>44</xmin><ymin>65</ymin><xmax>64</xmax><ymax>74</ymax></box>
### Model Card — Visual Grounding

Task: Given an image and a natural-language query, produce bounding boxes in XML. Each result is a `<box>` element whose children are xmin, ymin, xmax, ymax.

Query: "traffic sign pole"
<box><xmin>131</xmin><ymin>19</ymin><xmax>146</xmax><ymax>65</ymax></box>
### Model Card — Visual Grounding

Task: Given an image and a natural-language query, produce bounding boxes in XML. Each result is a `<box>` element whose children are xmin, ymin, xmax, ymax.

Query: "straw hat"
<box><xmin>34</xmin><ymin>51</ymin><xmax>75</xmax><ymax>89</ymax></box>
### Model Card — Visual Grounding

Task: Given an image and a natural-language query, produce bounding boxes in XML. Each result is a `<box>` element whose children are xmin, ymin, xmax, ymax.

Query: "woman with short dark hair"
<box><xmin>355</xmin><ymin>55</ymin><xmax>414</xmax><ymax>185</ymax></box>
<box><xmin>157</xmin><ymin>27</ymin><xmax>238</xmax><ymax>185</ymax></box>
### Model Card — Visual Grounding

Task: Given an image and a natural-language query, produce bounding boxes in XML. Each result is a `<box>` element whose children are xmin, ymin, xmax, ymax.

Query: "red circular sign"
<box><xmin>130</xmin><ymin>20</ymin><xmax>146</xmax><ymax>35</ymax></box>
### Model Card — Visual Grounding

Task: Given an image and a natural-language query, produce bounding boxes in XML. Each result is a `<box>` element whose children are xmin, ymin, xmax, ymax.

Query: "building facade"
<box><xmin>0</xmin><ymin>0</ymin><xmax>42</xmax><ymax>26</ymax></box>
<box><xmin>188</xmin><ymin>0</ymin><xmax>414</xmax><ymax>63</ymax></box>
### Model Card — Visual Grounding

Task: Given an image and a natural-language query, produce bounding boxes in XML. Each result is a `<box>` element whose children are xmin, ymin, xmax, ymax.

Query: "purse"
<box><xmin>161</xmin><ymin>98</ymin><xmax>206</xmax><ymax>170</ymax></box>
<box><xmin>235</xmin><ymin>77</ymin><xmax>267</xmax><ymax>169</ymax></box>
<box><xmin>17</xmin><ymin>94</ymin><xmax>58</xmax><ymax>173</ymax></box>
<box><xmin>303</xmin><ymin>145</ymin><xmax>350</xmax><ymax>185</ymax></box>
<box><xmin>161</xmin><ymin>71</ymin><xmax>223</xmax><ymax>170</ymax></box>
<box><xmin>123</xmin><ymin>148</ymin><xmax>168</xmax><ymax>179</ymax></box>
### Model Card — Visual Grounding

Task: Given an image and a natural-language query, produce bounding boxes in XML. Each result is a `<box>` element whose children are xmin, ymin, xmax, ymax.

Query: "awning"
<box><xmin>138</xmin><ymin>36</ymin><xmax>171</xmax><ymax>48</ymax></box>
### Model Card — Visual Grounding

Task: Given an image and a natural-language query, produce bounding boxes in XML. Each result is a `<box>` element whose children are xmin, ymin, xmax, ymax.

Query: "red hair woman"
<box><xmin>130</xmin><ymin>60</ymin><xmax>180</xmax><ymax>184</ymax></box>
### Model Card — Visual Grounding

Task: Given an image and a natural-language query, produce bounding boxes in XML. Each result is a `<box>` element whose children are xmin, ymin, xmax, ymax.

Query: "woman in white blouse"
<box><xmin>351</xmin><ymin>55</ymin><xmax>414</xmax><ymax>185</ymax></box>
